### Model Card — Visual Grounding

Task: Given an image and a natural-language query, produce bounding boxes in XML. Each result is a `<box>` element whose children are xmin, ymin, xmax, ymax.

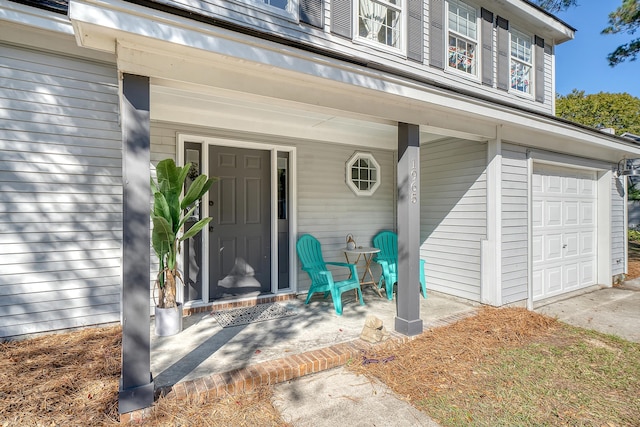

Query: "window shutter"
<box><xmin>300</xmin><ymin>0</ymin><xmax>323</xmax><ymax>28</ymax></box>
<box><xmin>496</xmin><ymin>16</ymin><xmax>509</xmax><ymax>91</ymax></box>
<box><xmin>331</xmin><ymin>0</ymin><xmax>352</xmax><ymax>38</ymax></box>
<box><xmin>429</xmin><ymin>0</ymin><xmax>444</xmax><ymax>69</ymax></box>
<box><xmin>407</xmin><ymin>0</ymin><xmax>424</xmax><ymax>62</ymax></box>
<box><xmin>480</xmin><ymin>8</ymin><xmax>494</xmax><ymax>87</ymax></box>
<box><xmin>534</xmin><ymin>35</ymin><xmax>545</xmax><ymax>103</ymax></box>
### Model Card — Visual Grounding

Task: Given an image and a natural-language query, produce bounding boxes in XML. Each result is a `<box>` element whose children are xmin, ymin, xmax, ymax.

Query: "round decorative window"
<box><xmin>346</xmin><ymin>152</ymin><xmax>380</xmax><ymax>196</ymax></box>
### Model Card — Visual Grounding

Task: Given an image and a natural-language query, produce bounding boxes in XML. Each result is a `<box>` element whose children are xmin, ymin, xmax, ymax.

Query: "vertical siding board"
<box><xmin>428</xmin><ymin>0</ymin><xmax>444</xmax><ymax>69</ymax></box>
<box><xmin>422</xmin><ymin>139</ymin><xmax>486</xmax><ymax>301</ymax></box>
<box><xmin>331</xmin><ymin>0</ymin><xmax>352</xmax><ymax>38</ymax></box>
<box><xmin>496</xmin><ymin>16</ymin><xmax>509</xmax><ymax>91</ymax></box>
<box><xmin>501</xmin><ymin>144</ymin><xmax>528</xmax><ymax>304</ymax></box>
<box><xmin>0</xmin><ymin>44</ymin><xmax>121</xmax><ymax>339</ymax></box>
<box><xmin>407</xmin><ymin>0</ymin><xmax>424</xmax><ymax>62</ymax></box>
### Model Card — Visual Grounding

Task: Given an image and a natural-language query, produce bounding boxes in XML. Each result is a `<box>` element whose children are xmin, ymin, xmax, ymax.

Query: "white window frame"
<box><xmin>244</xmin><ymin>0</ymin><xmax>299</xmax><ymax>22</ymax></box>
<box><xmin>446</xmin><ymin>0</ymin><xmax>479</xmax><ymax>79</ymax></box>
<box><xmin>509</xmin><ymin>27</ymin><xmax>534</xmax><ymax>97</ymax></box>
<box><xmin>346</xmin><ymin>152</ymin><xmax>381</xmax><ymax>196</ymax></box>
<box><xmin>354</xmin><ymin>0</ymin><xmax>404</xmax><ymax>53</ymax></box>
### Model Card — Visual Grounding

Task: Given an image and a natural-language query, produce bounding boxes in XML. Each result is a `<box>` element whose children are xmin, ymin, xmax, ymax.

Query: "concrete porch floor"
<box><xmin>149</xmin><ymin>288</ymin><xmax>480</xmax><ymax>391</ymax></box>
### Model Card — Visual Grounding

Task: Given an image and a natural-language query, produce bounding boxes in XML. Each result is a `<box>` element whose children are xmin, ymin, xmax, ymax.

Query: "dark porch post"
<box><xmin>395</xmin><ymin>122</ymin><xmax>423</xmax><ymax>336</ymax></box>
<box><xmin>119</xmin><ymin>73</ymin><xmax>154</xmax><ymax>414</ymax></box>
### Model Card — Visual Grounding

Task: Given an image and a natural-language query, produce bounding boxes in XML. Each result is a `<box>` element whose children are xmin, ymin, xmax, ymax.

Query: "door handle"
<box><xmin>209</xmin><ymin>225</ymin><xmax>214</xmax><ymax>232</ymax></box>
<box><xmin>562</xmin><ymin>244</ymin><xmax>567</xmax><ymax>249</ymax></box>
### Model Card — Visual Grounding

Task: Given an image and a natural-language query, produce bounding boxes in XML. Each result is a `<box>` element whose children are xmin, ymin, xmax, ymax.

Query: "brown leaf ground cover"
<box><xmin>2</xmin><ymin>307</ymin><xmax>639</xmax><ymax>426</ymax></box>
<box><xmin>351</xmin><ymin>307</ymin><xmax>640</xmax><ymax>426</ymax></box>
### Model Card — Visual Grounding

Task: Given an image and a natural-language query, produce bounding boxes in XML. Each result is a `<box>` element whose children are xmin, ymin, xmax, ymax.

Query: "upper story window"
<box><xmin>447</xmin><ymin>0</ymin><xmax>478</xmax><ymax>76</ymax></box>
<box><xmin>510</xmin><ymin>28</ymin><xmax>533</xmax><ymax>95</ymax></box>
<box><xmin>357</xmin><ymin>0</ymin><xmax>402</xmax><ymax>49</ymax></box>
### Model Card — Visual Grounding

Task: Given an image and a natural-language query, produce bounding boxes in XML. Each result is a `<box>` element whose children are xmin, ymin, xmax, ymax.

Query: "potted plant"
<box><xmin>151</xmin><ymin>158</ymin><xmax>214</xmax><ymax>336</ymax></box>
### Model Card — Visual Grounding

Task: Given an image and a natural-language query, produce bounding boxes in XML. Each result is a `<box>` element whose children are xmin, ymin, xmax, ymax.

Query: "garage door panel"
<box><xmin>564</xmin><ymin>233</ymin><xmax>578</xmax><ymax>257</ymax></box>
<box><xmin>564</xmin><ymin>263</ymin><xmax>579</xmax><ymax>289</ymax></box>
<box><xmin>546</xmin><ymin>267</ymin><xmax>562</xmax><ymax>294</ymax></box>
<box><xmin>580</xmin><ymin>231</ymin><xmax>595</xmax><ymax>256</ymax></box>
<box><xmin>547</xmin><ymin>175</ymin><xmax>562</xmax><ymax>193</ymax></box>
<box><xmin>581</xmin><ymin>261</ymin><xmax>595</xmax><ymax>286</ymax></box>
<box><xmin>580</xmin><ymin>176</ymin><xmax>595</xmax><ymax>195</ymax></box>
<box><xmin>546</xmin><ymin>201</ymin><xmax>562</xmax><ymax>226</ymax></box>
<box><xmin>546</xmin><ymin>234</ymin><xmax>563</xmax><ymax>260</ymax></box>
<box><xmin>564</xmin><ymin>176</ymin><xmax>578</xmax><ymax>194</ymax></box>
<box><xmin>532</xmin><ymin>271</ymin><xmax>543</xmax><ymax>299</ymax></box>
<box><xmin>532</xmin><ymin>165</ymin><xmax>597</xmax><ymax>301</ymax></box>
<box><xmin>564</xmin><ymin>202</ymin><xmax>578</xmax><ymax>225</ymax></box>
<box><xmin>532</xmin><ymin>235</ymin><xmax>543</xmax><ymax>263</ymax></box>
<box><xmin>532</xmin><ymin>201</ymin><xmax>543</xmax><ymax>228</ymax></box>
<box><xmin>581</xmin><ymin>202</ymin><xmax>595</xmax><ymax>225</ymax></box>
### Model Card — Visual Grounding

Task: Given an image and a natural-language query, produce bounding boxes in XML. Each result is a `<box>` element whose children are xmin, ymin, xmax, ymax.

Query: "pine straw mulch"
<box><xmin>350</xmin><ymin>306</ymin><xmax>640</xmax><ymax>426</ymax></box>
<box><xmin>0</xmin><ymin>326</ymin><xmax>288</xmax><ymax>427</ymax></box>
<box><xmin>626</xmin><ymin>241</ymin><xmax>640</xmax><ymax>280</ymax></box>
<box><xmin>3</xmin><ymin>307</ymin><xmax>638</xmax><ymax>426</ymax></box>
<box><xmin>351</xmin><ymin>306</ymin><xmax>559</xmax><ymax>400</ymax></box>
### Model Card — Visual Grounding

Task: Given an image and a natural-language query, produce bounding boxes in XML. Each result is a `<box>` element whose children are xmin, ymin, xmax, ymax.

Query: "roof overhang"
<box><xmin>65</xmin><ymin>0</ymin><xmax>639</xmax><ymax>162</ymax></box>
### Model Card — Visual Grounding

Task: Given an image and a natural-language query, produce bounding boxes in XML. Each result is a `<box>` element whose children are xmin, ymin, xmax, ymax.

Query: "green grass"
<box><xmin>419</xmin><ymin>327</ymin><xmax>640</xmax><ymax>426</ymax></box>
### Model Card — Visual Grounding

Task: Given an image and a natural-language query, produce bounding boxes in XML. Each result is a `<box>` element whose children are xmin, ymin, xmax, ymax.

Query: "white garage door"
<box><xmin>532</xmin><ymin>164</ymin><xmax>597</xmax><ymax>301</ymax></box>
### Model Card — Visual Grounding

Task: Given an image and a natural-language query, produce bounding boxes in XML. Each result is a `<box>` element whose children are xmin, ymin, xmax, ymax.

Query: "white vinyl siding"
<box><xmin>421</xmin><ymin>138</ymin><xmax>486</xmax><ymax>301</ymax></box>
<box><xmin>612</xmin><ymin>173</ymin><xmax>626</xmax><ymax>275</ymax></box>
<box><xmin>0</xmin><ymin>44</ymin><xmax>121</xmax><ymax>338</ymax></box>
<box><xmin>296</xmin><ymin>141</ymin><xmax>395</xmax><ymax>291</ymax></box>
<box><xmin>501</xmin><ymin>144</ymin><xmax>528</xmax><ymax>303</ymax></box>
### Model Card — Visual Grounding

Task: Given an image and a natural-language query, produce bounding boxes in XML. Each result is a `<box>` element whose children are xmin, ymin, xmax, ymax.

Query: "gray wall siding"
<box><xmin>612</xmin><ymin>174</ymin><xmax>626</xmax><ymax>275</ymax></box>
<box><xmin>421</xmin><ymin>138</ymin><xmax>486</xmax><ymax>301</ymax></box>
<box><xmin>501</xmin><ymin>143</ymin><xmax>528</xmax><ymax>303</ymax></box>
<box><xmin>296</xmin><ymin>142</ymin><xmax>395</xmax><ymax>291</ymax></box>
<box><xmin>0</xmin><ymin>44</ymin><xmax>121</xmax><ymax>338</ymax></box>
<box><xmin>156</xmin><ymin>0</ymin><xmax>556</xmax><ymax>115</ymax></box>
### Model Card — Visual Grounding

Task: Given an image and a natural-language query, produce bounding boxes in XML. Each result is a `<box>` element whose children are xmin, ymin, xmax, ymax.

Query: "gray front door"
<box><xmin>209</xmin><ymin>146</ymin><xmax>271</xmax><ymax>299</ymax></box>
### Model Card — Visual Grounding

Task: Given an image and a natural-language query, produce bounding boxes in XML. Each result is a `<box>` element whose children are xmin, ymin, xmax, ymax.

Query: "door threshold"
<box><xmin>183</xmin><ymin>292</ymin><xmax>299</xmax><ymax>315</ymax></box>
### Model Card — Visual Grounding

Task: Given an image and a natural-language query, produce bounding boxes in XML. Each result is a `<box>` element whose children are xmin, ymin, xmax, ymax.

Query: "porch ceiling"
<box><xmin>151</xmin><ymin>82</ymin><xmax>447</xmax><ymax>150</ymax></box>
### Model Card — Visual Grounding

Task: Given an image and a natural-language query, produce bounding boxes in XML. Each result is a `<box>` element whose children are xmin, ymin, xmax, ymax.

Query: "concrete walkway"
<box><xmin>534</xmin><ymin>281</ymin><xmax>640</xmax><ymax>343</ymax></box>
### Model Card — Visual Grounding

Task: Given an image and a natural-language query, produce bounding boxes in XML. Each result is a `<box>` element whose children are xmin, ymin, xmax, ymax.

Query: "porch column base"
<box><xmin>394</xmin><ymin>316</ymin><xmax>423</xmax><ymax>337</ymax></box>
<box><xmin>118</xmin><ymin>375</ymin><xmax>154</xmax><ymax>414</ymax></box>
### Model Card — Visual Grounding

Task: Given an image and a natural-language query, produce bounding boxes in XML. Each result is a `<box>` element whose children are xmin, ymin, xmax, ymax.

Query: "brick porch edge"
<box><xmin>120</xmin><ymin>309</ymin><xmax>477</xmax><ymax>423</ymax></box>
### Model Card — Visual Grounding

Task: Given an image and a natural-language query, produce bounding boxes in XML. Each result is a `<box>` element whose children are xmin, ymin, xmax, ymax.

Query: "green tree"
<box><xmin>532</xmin><ymin>0</ymin><xmax>639</xmax><ymax>66</ymax></box>
<box><xmin>555</xmin><ymin>90</ymin><xmax>640</xmax><ymax>135</ymax></box>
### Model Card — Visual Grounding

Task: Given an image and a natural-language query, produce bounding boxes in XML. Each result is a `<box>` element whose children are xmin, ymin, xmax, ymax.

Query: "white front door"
<box><xmin>532</xmin><ymin>164</ymin><xmax>597</xmax><ymax>301</ymax></box>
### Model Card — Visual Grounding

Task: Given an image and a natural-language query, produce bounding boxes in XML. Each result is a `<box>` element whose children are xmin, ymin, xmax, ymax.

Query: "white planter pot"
<box><xmin>154</xmin><ymin>303</ymin><xmax>183</xmax><ymax>336</ymax></box>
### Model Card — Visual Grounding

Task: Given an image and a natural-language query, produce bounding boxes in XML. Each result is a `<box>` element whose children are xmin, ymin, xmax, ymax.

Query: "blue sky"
<box><xmin>553</xmin><ymin>0</ymin><xmax>640</xmax><ymax>98</ymax></box>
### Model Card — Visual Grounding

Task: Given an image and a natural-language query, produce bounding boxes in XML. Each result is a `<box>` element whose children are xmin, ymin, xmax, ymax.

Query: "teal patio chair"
<box><xmin>296</xmin><ymin>234</ymin><xmax>365</xmax><ymax>315</ymax></box>
<box><xmin>372</xmin><ymin>231</ymin><xmax>427</xmax><ymax>300</ymax></box>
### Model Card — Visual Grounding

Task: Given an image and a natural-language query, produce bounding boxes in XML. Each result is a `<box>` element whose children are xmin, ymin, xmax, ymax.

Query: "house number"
<box><xmin>410</xmin><ymin>159</ymin><xmax>418</xmax><ymax>204</ymax></box>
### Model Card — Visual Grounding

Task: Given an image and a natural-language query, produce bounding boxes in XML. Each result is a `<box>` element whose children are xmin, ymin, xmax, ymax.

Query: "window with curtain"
<box><xmin>447</xmin><ymin>0</ymin><xmax>477</xmax><ymax>76</ymax></box>
<box><xmin>510</xmin><ymin>28</ymin><xmax>533</xmax><ymax>95</ymax></box>
<box><xmin>357</xmin><ymin>0</ymin><xmax>402</xmax><ymax>49</ymax></box>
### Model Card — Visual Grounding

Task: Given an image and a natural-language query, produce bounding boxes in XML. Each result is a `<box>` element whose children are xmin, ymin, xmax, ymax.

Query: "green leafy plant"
<box><xmin>151</xmin><ymin>158</ymin><xmax>215</xmax><ymax>308</ymax></box>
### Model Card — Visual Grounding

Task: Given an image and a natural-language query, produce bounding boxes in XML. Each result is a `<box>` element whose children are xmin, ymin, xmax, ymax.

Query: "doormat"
<box><xmin>211</xmin><ymin>302</ymin><xmax>297</xmax><ymax>328</ymax></box>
